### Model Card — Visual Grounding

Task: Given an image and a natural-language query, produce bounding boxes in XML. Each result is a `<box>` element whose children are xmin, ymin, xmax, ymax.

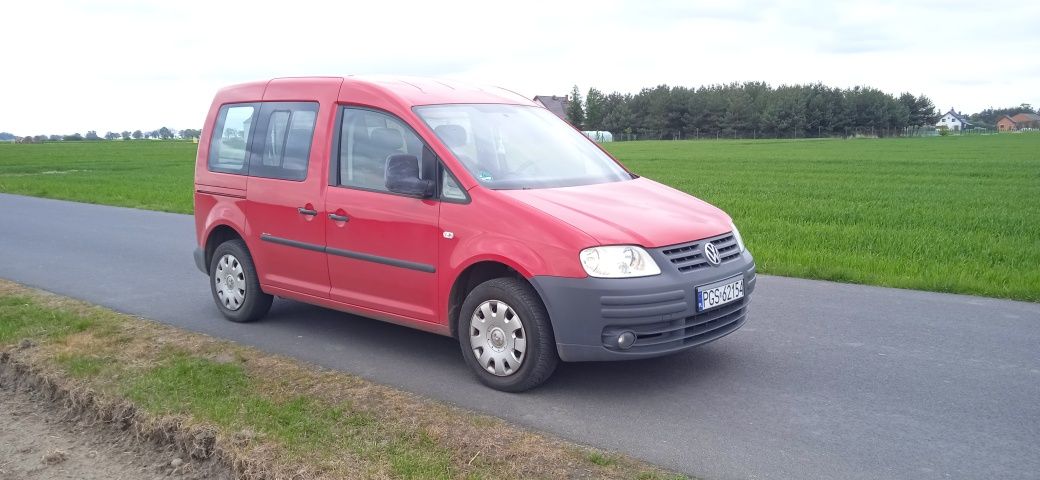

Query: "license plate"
<box><xmin>696</xmin><ymin>276</ymin><xmax>744</xmax><ymax>312</ymax></box>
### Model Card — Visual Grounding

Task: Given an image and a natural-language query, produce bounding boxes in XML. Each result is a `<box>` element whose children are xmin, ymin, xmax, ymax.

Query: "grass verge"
<box><xmin>0</xmin><ymin>279</ymin><xmax>685</xmax><ymax>480</ymax></box>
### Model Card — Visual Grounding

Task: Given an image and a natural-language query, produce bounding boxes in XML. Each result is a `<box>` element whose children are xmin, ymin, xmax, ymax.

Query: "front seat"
<box><xmin>435</xmin><ymin>124</ymin><xmax>478</xmax><ymax>171</ymax></box>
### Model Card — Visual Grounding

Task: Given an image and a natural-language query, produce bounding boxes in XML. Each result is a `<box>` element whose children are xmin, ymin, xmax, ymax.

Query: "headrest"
<box><xmin>435</xmin><ymin>124</ymin><xmax>467</xmax><ymax>148</ymax></box>
<box><xmin>351</xmin><ymin>125</ymin><xmax>369</xmax><ymax>145</ymax></box>
<box><xmin>370</xmin><ymin>127</ymin><xmax>404</xmax><ymax>150</ymax></box>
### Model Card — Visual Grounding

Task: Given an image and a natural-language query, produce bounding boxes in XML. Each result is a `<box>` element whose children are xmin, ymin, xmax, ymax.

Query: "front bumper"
<box><xmin>530</xmin><ymin>246</ymin><xmax>756</xmax><ymax>362</ymax></box>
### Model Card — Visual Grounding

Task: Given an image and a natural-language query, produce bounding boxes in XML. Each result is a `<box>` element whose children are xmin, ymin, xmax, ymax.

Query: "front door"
<box><xmin>324</xmin><ymin>107</ymin><xmax>440</xmax><ymax>323</ymax></box>
<box><xmin>246</xmin><ymin>101</ymin><xmax>330</xmax><ymax>298</ymax></box>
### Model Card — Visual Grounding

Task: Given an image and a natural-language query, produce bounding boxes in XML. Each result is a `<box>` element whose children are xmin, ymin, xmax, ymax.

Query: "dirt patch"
<box><xmin>0</xmin><ymin>372</ymin><xmax>228</xmax><ymax>480</ymax></box>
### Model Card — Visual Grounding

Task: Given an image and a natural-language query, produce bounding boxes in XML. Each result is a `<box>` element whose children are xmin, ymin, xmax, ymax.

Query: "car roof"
<box><xmin>219</xmin><ymin>76</ymin><xmax>537</xmax><ymax>108</ymax></box>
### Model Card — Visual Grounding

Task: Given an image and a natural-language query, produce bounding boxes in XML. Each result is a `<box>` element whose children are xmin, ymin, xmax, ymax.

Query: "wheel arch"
<box><xmin>447</xmin><ymin>259</ymin><xmax>539</xmax><ymax>339</ymax></box>
<box><xmin>203</xmin><ymin>223</ymin><xmax>245</xmax><ymax>272</ymax></box>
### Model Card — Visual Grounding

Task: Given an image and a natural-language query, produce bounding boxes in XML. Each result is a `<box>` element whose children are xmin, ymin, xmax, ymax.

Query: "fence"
<box><xmin>605</xmin><ymin>125</ymin><xmax>1003</xmax><ymax>141</ymax></box>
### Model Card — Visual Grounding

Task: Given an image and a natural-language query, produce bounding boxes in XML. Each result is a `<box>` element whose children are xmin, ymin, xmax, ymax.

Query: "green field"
<box><xmin>1</xmin><ymin>135</ymin><xmax>1038</xmax><ymax>301</ymax></box>
<box><xmin>607</xmin><ymin>135</ymin><xmax>1040</xmax><ymax>301</ymax></box>
<box><xmin>0</xmin><ymin>141</ymin><xmax>197</xmax><ymax>213</ymax></box>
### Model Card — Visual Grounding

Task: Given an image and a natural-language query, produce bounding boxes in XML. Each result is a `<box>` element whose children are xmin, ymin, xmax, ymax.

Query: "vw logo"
<box><xmin>704</xmin><ymin>242</ymin><xmax>721</xmax><ymax>266</ymax></box>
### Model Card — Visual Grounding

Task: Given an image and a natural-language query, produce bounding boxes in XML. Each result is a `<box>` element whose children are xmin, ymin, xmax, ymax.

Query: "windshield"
<box><xmin>415</xmin><ymin>104</ymin><xmax>632</xmax><ymax>189</ymax></box>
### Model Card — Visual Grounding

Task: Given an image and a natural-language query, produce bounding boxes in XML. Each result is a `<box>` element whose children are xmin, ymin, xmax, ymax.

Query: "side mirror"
<box><xmin>385</xmin><ymin>154</ymin><xmax>435</xmax><ymax>198</ymax></box>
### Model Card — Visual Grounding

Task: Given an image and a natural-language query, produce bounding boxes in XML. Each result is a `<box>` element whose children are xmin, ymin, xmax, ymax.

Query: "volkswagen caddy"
<box><xmin>193</xmin><ymin>77</ymin><xmax>756</xmax><ymax>391</ymax></box>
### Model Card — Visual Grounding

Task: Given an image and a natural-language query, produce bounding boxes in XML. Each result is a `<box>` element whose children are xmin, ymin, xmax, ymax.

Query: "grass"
<box><xmin>0</xmin><ymin>295</ymin><xmax>96</xmax><ymax>342</ymax></box>
<box><xmin>586</xmin><ymin>451</ymin><xmax>620</xmax><ymax>467</ymax></box>
<box><xmin>56</xmin><ymin>353</ymin><xmax>110</xmax><ymax>377</ymax></box>
<box><xmin>603</xmin><ymin>135</ymin><xmax>1040</xmax><ymax>301</ymax></box>
<box><xmin>0</xmin><ymin>141</ymin><xmax>197</xmax><ymax>213</ymax></box>
<box><xmin>0</xmin><ymin>280</ymin><xmax>680</xmax><ymax>479</ymax></box>
<box><xmin>1</xmin><ymin>135</ymin><xmax>1038</xmax><ymax>301</ymax></box>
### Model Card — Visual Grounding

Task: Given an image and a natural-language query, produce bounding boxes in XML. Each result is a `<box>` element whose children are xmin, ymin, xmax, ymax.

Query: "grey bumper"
<box><xmin>530</xmin><ymin>249</ymin><xmax>756</xmax><ymax>362</ymax></box>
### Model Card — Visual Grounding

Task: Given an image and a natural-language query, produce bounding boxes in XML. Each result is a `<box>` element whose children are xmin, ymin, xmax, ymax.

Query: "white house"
<box><xmin>936</xmin><ymin>108</ymin><xmax>973</xmax><ymax>131</ymax></box>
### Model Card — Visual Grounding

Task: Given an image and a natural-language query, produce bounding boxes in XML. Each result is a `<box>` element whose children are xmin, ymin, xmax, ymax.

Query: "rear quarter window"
<box><xmin>208</xmin><ymin>103</ymin><xmax>259</xmax><ymax>175</ymax></box>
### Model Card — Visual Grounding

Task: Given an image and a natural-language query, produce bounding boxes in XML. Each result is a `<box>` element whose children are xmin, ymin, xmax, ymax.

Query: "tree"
<box><xmin>566</xmin><ymin>85</ymin><xmax>585</xmax><ymax>128</ymax></box>
<box><xmin>84</xmin><ymin>130</ymin><xmax>101</xmax><ymax>140</ymax></box>
<box><xmin>48</xmin><ymin>134</ymin><xmax>62</xmax><ymax>142</ymax></box>
<box><xmin>132</xmin><ymin>130</ymin><xmax>143</xmax><ymax>139</ymax></box>
<box><xmin>584</xmin><ymin>88</ymin><xmax>606</xmax><ymax>131</ymax></box>
<box><xmin>601</xmin><ymin>92</ymin><xmax>634</xmax><ymax>138</ymax></box>
<box><xmin>121</xmin><ymin>131</ymin><xmax>132</xmax><ymax>140</ymax></box>
<box><xmin>180</xmin><ymin>128</ymin><xmax>201</xmax><ymax>139</ymax></box>
<box><xmin>33</xmin><ymin>135</ymin><xmax>48</xmax><ymax>143</ymax></box>
<box><xmin>911</xmin><ymin>95</ymin><xmax>937</xmax><ymax>133</ymax></box>
<box><xmin>628</xmin><ymin>85</ymin><xmax>669</xmax><ymax>138</ymax></box>
<box><xmin>158</xmin><ymin>126</ymin><xmax>173</xmax><ymax>140</ymax></box>
<box><xmin>64</xmin><ymin>133</ymin><xmax>84</xmax><ymax>141</ymax></box>
<box><xmin>104</xmin><ymin>131</ymin><xmax>120</xmax><ymax>140</ymax></box>
<box><xmin>0</xmin><ymin>132</ymin><xmax>15</xmax><ymax>141</ymax></box>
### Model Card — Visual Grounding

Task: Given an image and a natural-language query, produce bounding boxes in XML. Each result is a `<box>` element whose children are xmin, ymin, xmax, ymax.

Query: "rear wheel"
<box><xmin>458</xmin><ymin>278</ymin><xmax>558</xmax><ymax>392</ymax></box>
<box><xmin>209</xmin><ymin>239</ymin><xmax>272</xmax><ymax>323</ymax></box>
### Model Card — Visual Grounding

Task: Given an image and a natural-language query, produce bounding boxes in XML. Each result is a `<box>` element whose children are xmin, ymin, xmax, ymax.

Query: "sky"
<box><xmin>1</xmin><ymin>0</ymin><xmax>1037</xmax><ymax>135</ymax></box>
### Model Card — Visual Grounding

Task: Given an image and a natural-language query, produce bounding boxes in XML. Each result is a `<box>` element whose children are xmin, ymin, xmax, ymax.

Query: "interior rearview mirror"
<box><xmin>385</xmin><ymin>154</ymin><xmax>435</xmax><ymax>198</ymax></box>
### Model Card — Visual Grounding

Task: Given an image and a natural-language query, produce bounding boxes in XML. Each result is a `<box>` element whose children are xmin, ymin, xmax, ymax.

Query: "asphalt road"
<box><xmin>1</xmin><ymin>193</ymin><xmax>1037</xmax><ymax>480</ymax></box>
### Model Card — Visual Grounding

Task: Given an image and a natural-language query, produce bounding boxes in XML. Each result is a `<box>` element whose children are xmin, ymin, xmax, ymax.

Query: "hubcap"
<box><xmin>214</xmin><ymin>254</ymin><xmax>246</xmax><ymax>311</ymax></box>
<box><xmin>469</xmin><ymin>300</ymin><xmax>527</xmax><ymax>376</ymax></box>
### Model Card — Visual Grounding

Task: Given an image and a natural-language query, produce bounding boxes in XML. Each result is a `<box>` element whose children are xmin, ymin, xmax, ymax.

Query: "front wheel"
<box><xmin>209</xmin><ymin>239</ymin><xmax>272</xmax><ymax>323</ymax></box>
<box><xmin>458</xmin><ymin>278</ymin><xmax>558</xmax><ymax>392</ymax></box>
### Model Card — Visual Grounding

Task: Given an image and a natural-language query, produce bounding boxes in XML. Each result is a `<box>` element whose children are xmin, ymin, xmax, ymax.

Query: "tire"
<box><xmin>209</xmin><ymin>239</ymin><xmax>272</xmax><ymax>323</ymax></box>
<box><xmin>458</xmin><ymin>277</ymin><xmax>558</xmax><ymax>392</ymax></box>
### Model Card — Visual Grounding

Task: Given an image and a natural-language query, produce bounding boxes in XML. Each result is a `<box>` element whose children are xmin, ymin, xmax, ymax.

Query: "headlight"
<box><xmin>579</xmin><ymin>246</ymin><xmax>661</xmax><ymax>278</ymax></box>
<box><xmin>730</xmin><ymin>221</ymin><xmax>746</xmax><ymax>252</ymax></box>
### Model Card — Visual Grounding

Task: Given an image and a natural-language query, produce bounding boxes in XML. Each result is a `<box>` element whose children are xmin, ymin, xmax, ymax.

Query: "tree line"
<box><xmin>3</xmin><ymin>92</ymin><xmax>1032</xmax><ymax>145</ymax></box>
<box><xmin>5</xmin><ymin>127</ymin><xmax>202</xmax><ymax>144</ymax></box>
<box><xmin>565</xmin><ymin>82</ymin><xmax>941</xmax><ymax>139</ymax></box>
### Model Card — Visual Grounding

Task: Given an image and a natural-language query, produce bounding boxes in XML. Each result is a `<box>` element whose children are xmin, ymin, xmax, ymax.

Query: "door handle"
<box><xmin>298</xmin><ymin>207</ymin><xmax>318</xmax><ymax>216</ymax></box>
<box><xmin>328</xmin><ymin>213</ymin><xmax>349</xmax><ymax>222</ymax></box>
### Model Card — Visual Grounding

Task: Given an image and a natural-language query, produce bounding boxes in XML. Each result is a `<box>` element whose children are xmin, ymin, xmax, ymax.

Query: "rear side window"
<box><xmin>208</xmin><ymin>103</ymin><xmax>258</xmax><ymax>174</ymax></box>
<box><xmin>335</xmin><ymin>108</ymin><xmax>434</xmax><ymax>192</ymax></box>
<box><xmin>250</xmin><ymin>102</ymin><xmax>319</xmax><ymax>181</ymax></box>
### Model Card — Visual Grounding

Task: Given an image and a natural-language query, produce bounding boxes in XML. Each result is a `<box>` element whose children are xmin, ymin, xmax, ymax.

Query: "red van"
<box><xmin>193</xmin><ymin>77</ymin><xmax>755</xmax><ymax>391</ymax></box>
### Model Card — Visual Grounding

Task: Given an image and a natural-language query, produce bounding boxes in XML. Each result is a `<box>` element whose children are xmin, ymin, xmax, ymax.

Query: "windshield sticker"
<box><xmin>479</xmin><ymin>170</ymin><xmax>494</xmax><ymax>182</ymax></box>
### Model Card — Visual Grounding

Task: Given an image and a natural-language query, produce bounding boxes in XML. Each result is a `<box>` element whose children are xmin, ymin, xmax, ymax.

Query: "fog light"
<box><xmin>617</xmin><ymin>331</ymin><xmax>636</xmax><ymax>350</ymax></box>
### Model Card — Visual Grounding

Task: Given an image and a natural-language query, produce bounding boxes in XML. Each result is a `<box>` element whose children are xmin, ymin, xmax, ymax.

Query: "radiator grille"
<box><xmin>660</xmin><ymin>232</ymin><xmax>741</xmax><ymax>273</ymax></box>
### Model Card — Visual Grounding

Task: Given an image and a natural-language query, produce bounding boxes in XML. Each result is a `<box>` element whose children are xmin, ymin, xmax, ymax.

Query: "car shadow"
<box><xmin>259</xmin><ymin>299</ymin><xmax>750</xmax><ymax>398</ymax></box>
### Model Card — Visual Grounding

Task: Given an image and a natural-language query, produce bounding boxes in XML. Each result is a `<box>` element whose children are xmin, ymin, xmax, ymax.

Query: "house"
<box><xmin>936</xmin><ymin>108</ymin><xmax>973</xmax><ymax>131</ymax></box>
<box><xmin>997</xmin><ymin>115</ymin><xmax>1017</xmax><ymax>132</ymax></box>
<box><xmin>997</xmin><ymin>112</ymin><xmax>1040</xmax><ymax>131</ymax></box>
<box><xmin>534</xmin><ymin>95</ymin><xmax>570</xmax><ymax>121</ymax></box>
